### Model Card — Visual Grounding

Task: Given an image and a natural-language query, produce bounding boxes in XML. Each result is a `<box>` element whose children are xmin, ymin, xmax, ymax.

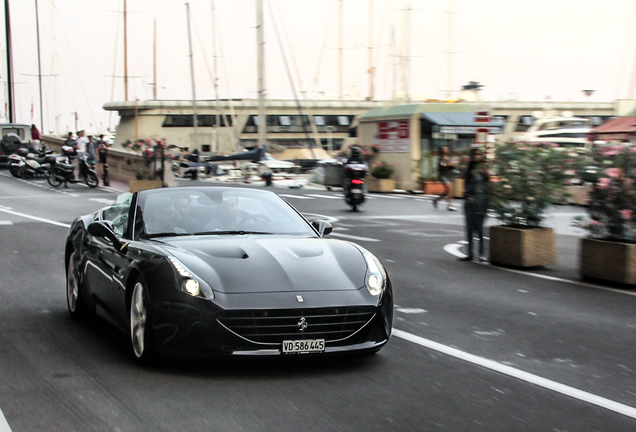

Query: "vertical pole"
<box><xmin>368</xmin><ymin>0</ymin><xmax>373</xmax><ymax>100</ymax></box>
<box><xmin>212</xmin><ymin>0</ymin><xmax>220</xmax><ymax>153</ymax></box>
<box><xmin>153</xmin><ymin>19</ymin><xmax>157</xmax><ymax>100</ymax></box>
<box><xmin>124</xmin><ymin>0</ymin><xmax>128</xmax><ymax>101</ymax></box>
<box><xmin>338</xmin><ymin>0</ymin><xmax>343</xmax><ymax>99</ymax></box>
<box><xmin>5</xmin><ymin>0</ymin><xmax>14</xmax><ymax>122</ymax></box>
<box><xmin>35</xmin><ymin>0</ymin><xmax>44</xmax><ymax>131</ymax></box>
<box><xmin>446</xmin><ymin>0</ymin><xmax>453</xmax><ymax>100</ymax></box>
<box><xmin>186</xmin><ymin>2</ymin><xmax>198</xmax><ymax>149</ymax></box>
<box><xmin>256</xmin><ymin>0</ymin><xmax>266</xmax><ymax>149</ymax></box>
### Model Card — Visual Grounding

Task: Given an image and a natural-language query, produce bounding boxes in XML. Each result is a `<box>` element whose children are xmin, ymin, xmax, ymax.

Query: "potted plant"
<box><xmin>488</xmin><ymin>142</ymin><xmax>578</xmax><ymax>268</ymax></box>
<box><xmin>575</xmin><ymin>145</ymin><xmax>636</xmax><ymax>284</ymax></box>
<box><xmin>368</xmin><ymin>161</ymin><xmax>395</xmax><ymax>192</ymax></box>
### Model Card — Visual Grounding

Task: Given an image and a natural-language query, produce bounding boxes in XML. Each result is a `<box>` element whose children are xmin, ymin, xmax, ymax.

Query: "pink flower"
<box><xmin>598</xmin><ymin>178</ymin><xmax>611</xmax><ymax>189</ymax></box>
<box><xmin>603</xmin><ymin>150</ymin><xmax>620</xmax><ymax>156</ymax></box>
<box><xmin>621</xmin><ymin>210</ymin><xmax>632</xmax><ymax>220</ymax></box>
<box><xmin>604</xmin><ymin>168</ymin><xmax>620</xmax><ymax>178</ymax></box>
<box><xmin>586</xmin><ymin>220</ymin><xmax>600</xmax><ymax>227</ymax></box>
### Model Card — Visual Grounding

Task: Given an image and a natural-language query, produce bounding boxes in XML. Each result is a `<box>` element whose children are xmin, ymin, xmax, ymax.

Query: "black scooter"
<box><xmin>343</xmin><ymin>163</ymin><xmax>368</xmax><ymax>212</ymax></box>
<box><xmin>47</xmin><ymin>156</ymin><xmax>99</xmax><ymax>188</ymax></box>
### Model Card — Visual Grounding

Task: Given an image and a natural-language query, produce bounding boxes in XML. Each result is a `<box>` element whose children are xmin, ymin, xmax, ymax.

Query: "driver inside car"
<box><xmin>144</xmin><ymin>198</ymin><xmax>181</xmax><ymax>234</ymax></box>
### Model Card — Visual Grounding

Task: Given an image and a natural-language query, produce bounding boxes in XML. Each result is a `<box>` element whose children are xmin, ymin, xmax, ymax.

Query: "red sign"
<box><xmin>374</xmin><ymin>121</ymin><xmax>410</xmax><ymax>153</ymax></box>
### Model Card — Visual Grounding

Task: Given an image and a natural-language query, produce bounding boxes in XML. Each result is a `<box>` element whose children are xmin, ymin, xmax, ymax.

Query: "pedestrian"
<box><xmin>63</xmin><ymin>132</ymin><xmax>77</xmax><ymax>160</ymax></box>
<box><xmin>75</xmin><ymin>130</ymin><xmax>88</xmax><ymax>160</ymax></box>
<box><xmin>432</xmin><ymin>146</ymin><xmax>457</xmax><ymax>211</ymax></box>
<box><xmin>97</xmin><ymin>134</ymin><xmax>111</xmax><ymax>186</ymax></box>
<box><xmin>30</xmin><ymin>124</ymin><xmax>41</xmax><ymax>150</ymax></box>
<box><xmin>460</xmin><ymin>146</ymin><xmax>490</xmax><ymax>262</ymax></box>
<box><xmin>86</xmin><ymin>134</ymin><xmax>97</xmax><ymax>170</ymax></box>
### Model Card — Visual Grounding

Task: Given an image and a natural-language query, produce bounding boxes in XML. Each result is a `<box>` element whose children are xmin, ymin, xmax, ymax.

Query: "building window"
<box><xmin>163</xmin><ymin>115</ymin><xmax>233</xmax><ymax>127</ymax></box>
<box><xmin>201</xmin><ymin>145</ymin><xmax>211</xmax><ymax>152</ymax></box>
<box><xmin>314</xmin><ymin>116</ymin><xmax>325</xmax><ymax>126</ymax></box>
<box><xmin>279</xmin><ymin>116</ymin><xmax>291</xmax><ymax>126</ymax></box>
<box><xmin>515</xmin><ymin>115</ymin><xmax>534</xmax><ymax>132</ymax></box>
<box><xmin>337</xmin><ymin>116</ymin><xmax>350</xmax><ymax>126</ymax></box>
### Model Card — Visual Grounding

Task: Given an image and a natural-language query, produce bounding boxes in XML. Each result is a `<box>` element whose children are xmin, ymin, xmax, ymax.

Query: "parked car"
<box><xmin>65</xmin><ymin>187</ymin><xmax>394</xmax><ymax>364</ymax></box>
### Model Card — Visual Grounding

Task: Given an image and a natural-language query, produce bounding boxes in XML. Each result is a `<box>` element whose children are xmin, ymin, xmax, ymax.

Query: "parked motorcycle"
<box><xmin>343</xmin><ymin>163</ymin><xmax>368</xmax><ymax>212</ymax></box>
<box><xmin>47</xmin><ymin>156</ymin><xmax>99</xmax><ymax>188</ymax></box>
<box><xmin>8</xmin><ymin>146</ymin><xmax>57</xmax><ymax>179</ymax></box>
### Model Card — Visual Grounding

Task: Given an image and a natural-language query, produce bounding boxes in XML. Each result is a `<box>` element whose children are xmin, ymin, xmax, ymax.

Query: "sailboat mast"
<box><xmin>338</xmin><ymin>0</ymin><xmax>343</xmax><ymax>99</ymax></box>
<box><xmin>256</xmin><ymin>0</ymin><xmax>266</xmax><ymax>149</ymax></box>
<box><xmin>186</xmin><ymin>2</ymin><xmax>198</xmax><ymax>149</ymax></box>
<box><xmin>211</xmin><ymin>0</ymin><xmax>220</xmax><ymax>153</ymax></box>
<box><xmin>153</xmin><ymin>19</ymin><xmax>157</xmax><ymax>100</ymax></box>
<box><xmin>123</xmin><ymin>0</ymin><xmax>128</xmax><ymax>101</ymax></box>
<box><xmin>5</xmin><ymin>0</ymin><xmax>14</xmax><ymax>122</ymax></box>
<box><xmin>368</xmin><ymin>0</ymin><xmax>373</xmax><ymax>100</ymax></box>
<box><xmin>35</xmin><ymin>0</ymin><xmax>44</xmax><ymax>131</ymax></box>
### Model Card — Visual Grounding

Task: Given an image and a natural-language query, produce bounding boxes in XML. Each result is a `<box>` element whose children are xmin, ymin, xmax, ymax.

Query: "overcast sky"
<box><xmin>3</xmin><ymin>0</ymin><xmax>636</xmax><ymax>135</ymax></box>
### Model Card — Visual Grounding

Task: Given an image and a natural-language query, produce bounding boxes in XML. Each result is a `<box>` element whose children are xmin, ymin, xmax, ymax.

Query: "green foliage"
<box><xmin>488</xmin><ymin>142</ymin><xmax>582</xmax><ymax>228</ymax></box>
<box><xmin>370</xmin><ymin>161</ymin><xmax>394</xmax><ymax>179</ymax></box>
<box><xmin>577</xmin><ymin>145</ymin><xmax>636</xmax><ymax>242</ymax></box>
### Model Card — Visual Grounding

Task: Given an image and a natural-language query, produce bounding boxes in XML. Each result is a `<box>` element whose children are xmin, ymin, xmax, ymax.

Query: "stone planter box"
<box><xmin>421</xmin><ymin>181</ymin><xmax>445</xmax><ymax>195</ymax></box>
<box><xmin>579</xmin><ymin>238</ymin><xmax>636</xmax><ymax>285</ymax></box>
<box><xmin>129</xmin><ymin>179</ymin><xmax>163</xmax><ymax>193</ymax></box>
<box><xmin>490</xmin><ymin>226</ymin><xmax>556</xmax><ymax>268</ymax></box>
<box><xmin>453</xmin><ymin>178</ymin><xmax>464</xmax><ymax>198</ymax></box>
<box><xmin>367</xmin><ymin>177</ymin><xmax>396</xmax><ymax>192</ymax></box>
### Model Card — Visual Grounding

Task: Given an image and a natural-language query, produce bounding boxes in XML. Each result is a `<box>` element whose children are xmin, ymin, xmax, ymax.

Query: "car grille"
<box><xmin>217</xmin><ymin>307</ymin><xmax>376</xmax><ymax>344</ymax></box>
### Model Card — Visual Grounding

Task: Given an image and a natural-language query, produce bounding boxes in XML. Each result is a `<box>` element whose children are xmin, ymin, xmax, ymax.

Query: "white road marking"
<box><xmin>330</xmin><ymin>232</ymin><xmax>381</xmax><ymax>242</ymax></box>
<box><xmin>89</xmin><ymin>198</ymin><xmax>115</xmax><ymax>204</ymax></box>
<box><xmin>443</xmin><ymin>241</ymin><xmax>636</xmax><ymax>297</ymax></box>
<box><xmin>396</xmin><ymin>308</ymin><xmax>427</xmax><ymax>314</ymax></box>
<box><xmin>0</xmin><ymin>221</ymin><xmax>13</xmax><ymax>225</ymax></box>
<box><xmin>393</xmin><ymin>329</ymin><xmax>636</xmax><ymax>420</ymax></box>
<box><xmin>0</xmin><ymin>407</ymin><xmax>11</xmax><ymax>432</ymax></box>
<box><xmin>0</xmin><ymin>208</ymin><xmax>70</xmax><ymax>228</ymax></box>
<box><xmin>305</xmin><ymin>194</ymin><xmax>342</xmax><ymax>200</ymax></box>
<box><xmin>279</xmin><ymin>194</ymin><xmax>315</xmax><ymax>200</ymax></box>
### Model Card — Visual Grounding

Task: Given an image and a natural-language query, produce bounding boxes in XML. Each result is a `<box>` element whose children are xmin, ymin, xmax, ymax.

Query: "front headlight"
<box><xmin>360</xmin><ymin>250</ymin><xmax>386</xmax><ymax>296</ymax></box>
<box><xmin>168</xmin><ymin>256</ymin><xmax>213</xmax><ymax>299</ymax></box>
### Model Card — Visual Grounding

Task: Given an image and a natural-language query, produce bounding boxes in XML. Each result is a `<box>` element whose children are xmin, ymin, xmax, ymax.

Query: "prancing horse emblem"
<box><xmin>297</xmin><ymin>317</ymin><xmax>308</xmax><ymax>332</ymax></box>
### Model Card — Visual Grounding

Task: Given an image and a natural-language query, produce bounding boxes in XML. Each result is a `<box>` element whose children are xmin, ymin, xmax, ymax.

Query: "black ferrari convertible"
<box><xmin>65</xmin><ymin>186</ymin><xmax>393</xmax><ymax>364</ymax></box>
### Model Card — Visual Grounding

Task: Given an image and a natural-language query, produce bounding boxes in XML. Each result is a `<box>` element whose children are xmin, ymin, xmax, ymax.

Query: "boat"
<box><xmin>514</xmin><ymin>112</ymin><xmax>592</xmax><ymax>149</ymax></box>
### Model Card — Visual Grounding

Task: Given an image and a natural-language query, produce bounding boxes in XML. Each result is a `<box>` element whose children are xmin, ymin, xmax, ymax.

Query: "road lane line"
<box><xmin>444</xmin><ymin>241</ymin><xmax>636</xmax><ymax>297</ymax></box>
<box><xmin>330</xmin><ymin>232</ymin><xmax>381</xmax><ymax>242</ymax></box>
<box><xmin>0</xmin><ymin>208</ymin><xmax>70</xmax><ymax>228</ymax></box>
<box><xmin>393</xmin><ymin>329</ymin><xmax>636</xmax><ymax>420</ymax></box>
<box><xmin>279</xmin><ymin>194</ymin><xmax>315</xmax><ymax>200</ymax></box>
<box><xmin>0</xmin><ymin>221</ymin><xmax>13</xmax><ymax>225</ymax></box>
<box><xmin>305</xmin><ymin>194</ymin><xmax>342</xmax><ymax>199</ymax></box>
<box><xmin>0</xmin><ymin>407</ymin><xmax>11</xmax><ymax>432</ymax></box>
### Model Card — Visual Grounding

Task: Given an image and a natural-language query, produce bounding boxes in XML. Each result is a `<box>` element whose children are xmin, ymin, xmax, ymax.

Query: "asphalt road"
<box><xmin>1</xmin><ymin>173</ymin><xmax>636</xmax><ymax>431</ymax></box>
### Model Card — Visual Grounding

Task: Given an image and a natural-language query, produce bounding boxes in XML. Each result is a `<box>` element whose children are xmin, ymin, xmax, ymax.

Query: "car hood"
<box><xmin>154</xmin><ymin>236</ymin><xmax>367</xmax><ymax>294</ymax></box>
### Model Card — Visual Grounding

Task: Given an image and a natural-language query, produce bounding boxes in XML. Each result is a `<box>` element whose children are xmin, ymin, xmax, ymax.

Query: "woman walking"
<box><xmin>461</xmin><ymin>147</ymin><xmax>490</xmax><ymax>262</ymax></box>
<box><xmin>432</xmin><ymin>146</ymin><xmax>456</xmax><ymax>211</ymax></box>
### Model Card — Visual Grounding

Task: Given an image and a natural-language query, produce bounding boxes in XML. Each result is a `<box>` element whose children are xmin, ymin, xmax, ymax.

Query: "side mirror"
<box><xmin>312</xmin><ymin>220</ymin><xmax>333</xmax><ymax>237</ymax></box>
<box><xmin>88</xmin><ymin>221</ymin><xmax>127</xmax><ymax>252</ymax></box>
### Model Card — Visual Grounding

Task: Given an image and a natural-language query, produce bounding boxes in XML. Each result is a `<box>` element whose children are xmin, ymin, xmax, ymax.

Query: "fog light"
<box><xmin>184</xmin><ymin>279</ymin><xmax>200</xmax><ymax>296</ymax></box>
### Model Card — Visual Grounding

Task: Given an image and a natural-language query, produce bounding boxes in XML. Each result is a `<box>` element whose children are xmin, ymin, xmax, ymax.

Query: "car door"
<box><xmin>85</xmin><ymin>193</ymin><xmax>133</xmax><ymax>316</ymax></box>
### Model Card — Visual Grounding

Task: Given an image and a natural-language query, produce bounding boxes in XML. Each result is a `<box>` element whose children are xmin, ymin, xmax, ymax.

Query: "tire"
<box><xmin>86</xmin><ymin>172</ymin><xmax>99</xmax><ymax>188</ymax></box>
<box><xmin>67</xmin><ymin>251</ymin><xmax>89</xmax><ymax>320</ymax></box>
<box><xmin>21</xmin><ymin>167</ymin><xmax>34</xmax><ymax>180</ymax></box>
<box><xmin>129</xmin><ymin>278</ymin><xmax>156</xmax><ymax>366</ymax></box>
<box><xmin>9</xmin><ymin>163</ymin><xmax>21</xmax><ymax>178</ymax></box>
<box><xmin>351</xmin><ymin>203</ymin><xmax>358</xmax><ymax>212</ymax></box>
<box><xmin>48</xmin><ymin>171</ymin><xmax>63</xmax><ymax>187</ymax></box>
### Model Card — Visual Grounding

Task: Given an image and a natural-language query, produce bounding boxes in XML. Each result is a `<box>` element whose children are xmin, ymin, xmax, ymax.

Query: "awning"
<box><xmin>421</xmin><ymin>112</ymin><xmax>504</xmax><ymax>134</ymax></box>
<box><xmin>591</xmin><ymin>117</ymin><xmax>636</xmax><ymax>134</ymax></box>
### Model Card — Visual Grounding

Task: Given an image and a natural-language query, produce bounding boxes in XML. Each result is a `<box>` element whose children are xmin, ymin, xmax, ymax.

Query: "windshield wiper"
<box><xmin>140</xmin><ymin>232</ymin><xmax>192</xmax><ymax>239</ymax></box>
<box><xmin>193</xmin><ymin>230</ymin><xmax>274</xmax><ymax>236</ymax></box>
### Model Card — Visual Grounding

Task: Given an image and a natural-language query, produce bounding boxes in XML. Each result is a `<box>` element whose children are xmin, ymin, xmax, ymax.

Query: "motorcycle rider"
<box><xmin>343</xmin><ymin>146</ymin><xmax>368</xmax><ymax>194</ymax></box>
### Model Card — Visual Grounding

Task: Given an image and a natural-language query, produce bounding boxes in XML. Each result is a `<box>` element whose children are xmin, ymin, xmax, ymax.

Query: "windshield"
<box><xmin>135</xmin><ymin>188</ymin><xmax>316</xmax><ymax>238</ymax></box>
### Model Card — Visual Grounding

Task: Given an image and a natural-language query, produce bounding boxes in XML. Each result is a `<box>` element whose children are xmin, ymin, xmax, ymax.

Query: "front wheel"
<box><xmin>47</xmin><ymin>171</ymin><xmax>63</xmax><ymax>187</ymax></box>
<box><xmin>130</xmin><ymin>279</ymin><xmax>156</xmax><ymax>366</ymax></box>
<box><xmin>9</xmin><ymin>163</ymin><xmax>21</xmax><ymax>178</ymax></box>
<box><xmin>86</xmin><ymin>172</ymin><xmax>99</xmax><ymax>188</ymax></box>
<box><xmin>67</xmin><ymin>251</ymin><xmax>89</xmax><ymax>320</ymax></box>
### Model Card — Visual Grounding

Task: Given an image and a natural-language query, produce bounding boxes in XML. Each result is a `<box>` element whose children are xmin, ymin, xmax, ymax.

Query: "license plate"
<box><xmin>282</xmin><ymin>339</ymin><xmax>325</xmax><ymax>354</ymax></box>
